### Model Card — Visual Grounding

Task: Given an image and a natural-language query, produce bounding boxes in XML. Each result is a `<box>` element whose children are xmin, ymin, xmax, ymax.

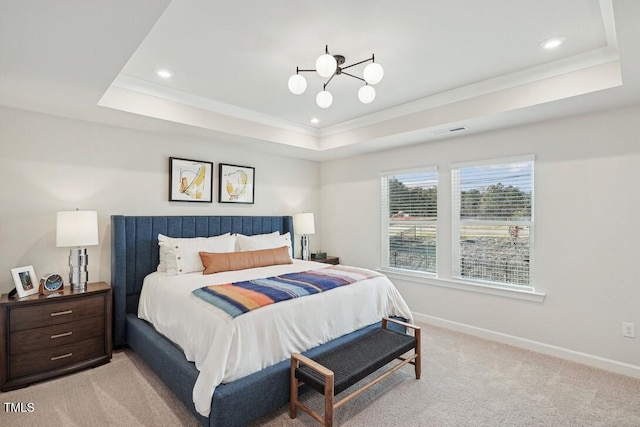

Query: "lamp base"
<box><xmin>300</xmin><ymin>235</ymin><xmax>310</xmax><ymax>261</ymax></box>
<box><xmin>69</xmin><ymin>247</ymin><xmax>89</xmax><ymax>291</ymax></box>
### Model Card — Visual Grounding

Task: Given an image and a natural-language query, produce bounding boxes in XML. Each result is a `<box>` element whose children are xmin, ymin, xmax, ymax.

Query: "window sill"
<box><xmin>378</xmin><ymin>268</ymin><xmax>546</xmax><ymax>303</ymax></box>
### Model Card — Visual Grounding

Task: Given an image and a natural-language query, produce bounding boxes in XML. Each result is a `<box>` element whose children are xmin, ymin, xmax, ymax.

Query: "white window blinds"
<box><xmin>381</xmin><ymin>168</ymin><xmax>437</xmax><ymax>274</ymax></box>
<box><xmin>451</xmin><ymin>157</ymin><xmax>534</xmax><ymax>287</ymax></box>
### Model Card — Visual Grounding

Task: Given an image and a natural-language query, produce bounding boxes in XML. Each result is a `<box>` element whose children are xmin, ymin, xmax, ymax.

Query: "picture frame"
<box><xmin>218</xmin><ymin>163</ymin><xmax>255</xmax><ymax>204</ymax></box>
<box><xmin>169</xmin><ymin>157</ymin><xmax>213</xmax><ymax>202</ymax></box>
<box><xmin>11</xmin><ymin>265</ymin><xmax>39</xmax><ymax>298</ymax></box>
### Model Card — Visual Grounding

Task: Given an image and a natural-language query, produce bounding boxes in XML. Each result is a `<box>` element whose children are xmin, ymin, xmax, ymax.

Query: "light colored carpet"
<box><xmin>1</xmin><ymin>344</ymin><xmax>198</xmax><ymax>426</ymax></box>
<box><xmin>3</xmin><ymin>323</ymin><xmax>640</xmax><ymax>426</ymax></box>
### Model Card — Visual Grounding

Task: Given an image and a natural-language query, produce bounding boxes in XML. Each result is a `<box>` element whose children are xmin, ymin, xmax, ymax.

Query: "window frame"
<box><xmin>380</xmin><ymin>166</ymin><xmax>438</xmax><ymax>277</ymax></box>
<box><xmin>450</xmin><ymin>155</ymin><xmax>535</xmax><ymax>290</ymax></box>
<box><xmin>378</xmin><ymin>156</ymin><xmax>543</xmax><ymax>302</ymax></box>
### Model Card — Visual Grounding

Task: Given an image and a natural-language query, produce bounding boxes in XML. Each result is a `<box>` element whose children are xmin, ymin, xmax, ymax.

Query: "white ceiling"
<box><xmin>2</xmin><ymin>0</ymin><xmax>640</xmax><ymax>161</ymax></box>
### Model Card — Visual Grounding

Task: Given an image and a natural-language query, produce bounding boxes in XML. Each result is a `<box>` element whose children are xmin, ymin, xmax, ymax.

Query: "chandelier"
<box><xmin>288</xmin><ymin>45</ymin><xmax>384</xmax><ymax>109</ymax></box>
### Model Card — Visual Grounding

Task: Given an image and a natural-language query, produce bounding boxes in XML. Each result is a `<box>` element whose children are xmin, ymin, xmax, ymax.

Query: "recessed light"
<box><xmin>310</xmin><ymin>118</ymin><xmax>319</xmax><ymax>124</ymax></box>
<box><xmin>540</xmin><ymin>36</ymin><xmax>566</xmax><ymax>50</ymax></box>
<box><xmin>155</xmin><ymin>68</ymin><xmax>173</xmax><ymax>79</ymax></box>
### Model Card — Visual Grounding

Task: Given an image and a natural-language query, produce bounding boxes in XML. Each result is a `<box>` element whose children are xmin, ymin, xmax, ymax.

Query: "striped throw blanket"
<box><xmin>192</xmin><ymin>266</ymin><xmax>382</xmax><ymax>318</ymax></box>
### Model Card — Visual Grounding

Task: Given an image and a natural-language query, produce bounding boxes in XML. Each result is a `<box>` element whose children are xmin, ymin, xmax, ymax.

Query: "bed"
<box><xmin>111</xmin><ymin>215</ymin><xmax>411</xmax><ymax>427</ymax></box>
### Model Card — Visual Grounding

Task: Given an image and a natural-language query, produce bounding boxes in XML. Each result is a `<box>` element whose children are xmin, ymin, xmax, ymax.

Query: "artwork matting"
<box><xmin>218</xmin><ymin>163</ymin><xmax>255</xmax><ymax>204</ymax></box>
<box><xmin>169</xmin><ymin>157</ymin><xmax>213</xmax><ymax>203</ymax></box>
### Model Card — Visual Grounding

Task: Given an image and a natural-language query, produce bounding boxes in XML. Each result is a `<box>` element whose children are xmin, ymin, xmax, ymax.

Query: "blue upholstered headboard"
<box><xmin>110</xmin><ymin>215</ymin><xmax>294</xmax><ymax>346</ymax></box>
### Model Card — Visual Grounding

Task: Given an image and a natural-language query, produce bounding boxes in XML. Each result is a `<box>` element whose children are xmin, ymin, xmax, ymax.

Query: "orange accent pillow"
<box><xmin>200</xmin><ymin>246</ymin><xmax>292</xmax><ymax>274</ymax></box>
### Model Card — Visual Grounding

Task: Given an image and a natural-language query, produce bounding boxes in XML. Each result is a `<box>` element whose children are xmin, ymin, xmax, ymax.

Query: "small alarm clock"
<box><xmin>39</xmin><ymin>273</ymin><xmax>64</xmax><ymax>295</ymax></box>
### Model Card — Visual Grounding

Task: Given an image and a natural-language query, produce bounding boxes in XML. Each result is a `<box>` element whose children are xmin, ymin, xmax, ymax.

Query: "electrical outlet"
<box><xmin>622</xmin><ymin>322</ymin><xmax>635</xmax><ymax>338</ymax></box>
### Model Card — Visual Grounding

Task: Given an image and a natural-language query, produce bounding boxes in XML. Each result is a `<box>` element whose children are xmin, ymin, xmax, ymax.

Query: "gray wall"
<box><xmin>320</xmin><ymin>103</ymin><xmax>640</xmax><ymax>372</ymax></box>
<box><xmin>0</xmin><ymin>107</ymin><xmax>320</xmax><ymax>291</ymax></box>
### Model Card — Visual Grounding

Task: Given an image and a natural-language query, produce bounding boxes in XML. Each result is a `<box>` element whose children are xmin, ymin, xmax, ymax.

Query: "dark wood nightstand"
<box><xmin>311</xmin><ymin>256</ymin><xmax>340</xmax><ymax>265</ymax></box>
<box><xmin>0</xmin><ymin>281</ymin><xmax>112</xmax><ymax>391</ymax></box>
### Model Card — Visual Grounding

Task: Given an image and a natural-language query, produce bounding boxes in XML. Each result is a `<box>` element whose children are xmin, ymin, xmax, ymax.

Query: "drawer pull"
<box><xmin>51</xmin><ymin>331</ymin><xmax>72</xmax><ymax>339</ymax></box>
<box><xmin>50</xmin><ymin>310</ymin><xmax>73</xmax><ymax>317</ymax></box>
<box><xmin>51</xmin><ymin>353</ymin><xmax>73</xmax><ymax>361</ymax></box>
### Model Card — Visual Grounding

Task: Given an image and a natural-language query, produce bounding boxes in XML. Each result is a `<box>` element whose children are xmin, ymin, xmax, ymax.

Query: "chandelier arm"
<box><xmin>341</xmin><ymin>56</ymin><xmax>374</xmax><ymax>71</ymax></box>
<box><xmin>297</xmin><ymin>68</ymin><xmax>317</xmax><ymax>73</ymax></box>
<box><xmin>323</xmin><ymin>73</ymin><xmax>337</xmax><ymax>89</ymax></box>
<box><xmin>341</xmin><ymin>71</ymin><xmax>366</xmax><ymax>83</ymax></box>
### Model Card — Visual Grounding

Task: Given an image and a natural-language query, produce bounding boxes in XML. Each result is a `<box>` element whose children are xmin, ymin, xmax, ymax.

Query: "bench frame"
<box><xmin>289</xmin><ymin>317</ymin><xmax>421</xmax><ymax>427</ymax></box>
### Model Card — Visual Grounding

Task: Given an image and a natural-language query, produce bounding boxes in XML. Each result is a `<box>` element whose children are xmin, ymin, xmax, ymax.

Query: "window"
<box><xmin>381</xmin><ymin>168</ymin><xmax>437</xmax><ymax>274</ymax></box>
<box><xmin>451</xmin><ymin>157</ymin><xmax>534</xmax><ymax>287</ymax></box>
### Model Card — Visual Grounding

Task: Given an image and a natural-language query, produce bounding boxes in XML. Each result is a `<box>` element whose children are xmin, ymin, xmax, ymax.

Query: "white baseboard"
<box><xmin>413</xmin><ymin>312</ymin><xmax>640</xmax><ymax>379</ymax></box>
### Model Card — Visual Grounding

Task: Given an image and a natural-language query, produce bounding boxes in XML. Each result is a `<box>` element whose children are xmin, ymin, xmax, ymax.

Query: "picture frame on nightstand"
<box><xmin>10</xmin><ymin>265</ymin><xmax>39</xmax><ymax>298</ymax></box>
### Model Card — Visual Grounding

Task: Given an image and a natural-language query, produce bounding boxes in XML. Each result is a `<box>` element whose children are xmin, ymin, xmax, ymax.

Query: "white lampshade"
<box><xmin>358</xmin><ymin>85</ymin><xmax>376</xmax><ymax>104</ymax></box>
<box><xmin>288</xmin><ymin>74</ymin><xmax>307</xmax><ymax>94</ymax></box>
<box><xmin>56</xmin><ymin>210</ymin><xmax>99</xmax><ymax>247</ymax></box>
<box><xmin>316</xmin><ymin>53</ymin><xmax>337</xmax><ymax>78</ymax></box>
<box><xmin>363</xmin><ymin>62</ymin><xmax>384</xmax><ymax>85</ymax></box>
<box><xmin>294</xmin><ymin>213</ymin><xmax>315</xmax><ymax>235</ymax></box>
<box><xmin>316</xmin><ymin>90</ymin><xmax>333</xmax><ymax>108</ymax></box>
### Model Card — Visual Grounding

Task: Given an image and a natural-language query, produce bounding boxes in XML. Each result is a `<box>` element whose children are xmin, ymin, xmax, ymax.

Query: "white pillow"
<box><xmin>158</xmin><ymin>233</ymin><xmax>236</xmax><ymax>275</ymax></box>
<box><xmin>157</xmin><ymin>235</ymin><xmax>206</xmax><ymax>272</ymax></box>
<box><xmin>235</xmin><ymin>231</ymin><xmax>292</xmax><ymax>259</ymax></box>
<box><xmin>234</xmin><ymin>231</ymin><xmax>278</xmax><ymax>251</ymax></box>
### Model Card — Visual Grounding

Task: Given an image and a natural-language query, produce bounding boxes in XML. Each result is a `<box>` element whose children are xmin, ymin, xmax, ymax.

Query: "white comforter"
<box><xmin>137</xmin><ymin>260</ymin><xmax>412</xmax><ymax>417</ymax></box>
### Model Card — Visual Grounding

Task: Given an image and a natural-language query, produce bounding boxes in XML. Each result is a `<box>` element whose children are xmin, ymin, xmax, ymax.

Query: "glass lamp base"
<box><xmin>69</xmin><ymin>247</ymin><xmax>89</xmax><ymax>291</ymax></box>
<box><xmin>301</xmin><ymin>235</ymin><xmax>310</xmax><ymax>261</ymax></box>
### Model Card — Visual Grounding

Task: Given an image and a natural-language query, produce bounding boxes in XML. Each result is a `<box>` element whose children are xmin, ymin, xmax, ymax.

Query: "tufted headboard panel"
<box><xmin>110</xmin><ymin>215</ymin><xmax>294</xmax><ymax>346</ymax></box>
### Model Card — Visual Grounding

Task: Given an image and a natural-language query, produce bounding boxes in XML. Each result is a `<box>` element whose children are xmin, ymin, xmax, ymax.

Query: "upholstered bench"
<box><xmin>289</xmin><ymin>317</ymin><xmax>421</xmax><ymax>427</ymax></box>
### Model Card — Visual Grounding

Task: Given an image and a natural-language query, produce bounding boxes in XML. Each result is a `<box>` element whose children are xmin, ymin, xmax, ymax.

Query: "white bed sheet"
<box><xmin>137</xmin><ymin>260</ymin><xmax>412</xmax><ymax>417</ymax></box>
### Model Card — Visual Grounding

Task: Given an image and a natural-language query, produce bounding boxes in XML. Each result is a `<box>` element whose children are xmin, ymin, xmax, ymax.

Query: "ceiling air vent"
<box><xmin>432</xmin><ymin>126</ymin><xmax>467</xmax><ymax>136</ymax></box>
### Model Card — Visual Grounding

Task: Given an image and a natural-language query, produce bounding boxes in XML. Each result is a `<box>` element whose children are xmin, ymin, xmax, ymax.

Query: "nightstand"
<box><xmin>0</xmin><ymin>281</ymin><xmax>112</xmax><ymax>391</ymax></box>
<box><xmin>312</xmin><ymin>256</ymin><xmax>340</xmax><ymax>265</ymax></box>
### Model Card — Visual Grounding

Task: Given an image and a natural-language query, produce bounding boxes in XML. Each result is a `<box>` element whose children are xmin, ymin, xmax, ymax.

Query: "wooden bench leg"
<box><xmin>382</xmin><ymin>317</ymin><xmax>422</xmax><ymax>379</ymax></box>
<box><xmin>415</xmin><ymin>325</ymin><xmax>422</xmax><ymax>379</ymax></box>
<box><xmin>291</xmin><ymin>353</ymin><xmax>335</xmax><ymax>426</ymax></box>
<box><xmin>324</xmin><ymin>373</ymin><xmax>334</xmax><ymax>427</ymax></box>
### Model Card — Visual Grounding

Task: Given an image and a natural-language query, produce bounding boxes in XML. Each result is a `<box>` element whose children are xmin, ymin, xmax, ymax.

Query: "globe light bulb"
<box><xmin>316</xmin><ymin>90</ymin><xmax>333</xmax><ymax>108</ymax></box>
<box><xmin>358</xmin><ymin>85</ymin><xmax>376</xmax><ymax>104</ymax></box>
<box><xmin>288</xmin><ymin>74</ymin><xmax>307</xmax><ymax>94</ymax></box>
<box><xmin>316</xmin><ymin>54</ymin><xmax>337</xmax><ymax>78</ymax></box>
<box><xmin>363</xmin><ymin>62</ymin><xmax>384</xmax><ymax>85</ymax></box>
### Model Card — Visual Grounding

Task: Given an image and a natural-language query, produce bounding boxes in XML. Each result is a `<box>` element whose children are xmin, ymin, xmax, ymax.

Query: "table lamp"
<box><xmin>56</xmin><ymin>210</ymin><xmax>99</xmax><ymax>291</ymax></box>
<box><xmin>294</xmin><ymin>213</ymin><xmax>315</xmax><ymax>261</ymax></box>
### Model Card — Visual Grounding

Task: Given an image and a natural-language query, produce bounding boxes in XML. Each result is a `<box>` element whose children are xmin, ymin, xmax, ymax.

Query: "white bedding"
<box><xmin>137</xmin><ymin>260</ymin><xmax>412</xmax><ymax>417</ymax></box>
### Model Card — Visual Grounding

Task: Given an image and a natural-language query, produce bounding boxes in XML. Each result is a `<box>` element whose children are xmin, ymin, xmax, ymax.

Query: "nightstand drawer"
<box><xmin>9</xmin><ymin>335</ymin><xmax>105</xmax><ymax>378</ymax></box>
<box><xmin>9</xmin><ymin>294</ymin><xmax>105</xmax><ymax>331</ymax></box>
<box><xmin>10</xmin><ymin>315</ymin><xmax>104</xmax><ymax>355</ymax></box>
